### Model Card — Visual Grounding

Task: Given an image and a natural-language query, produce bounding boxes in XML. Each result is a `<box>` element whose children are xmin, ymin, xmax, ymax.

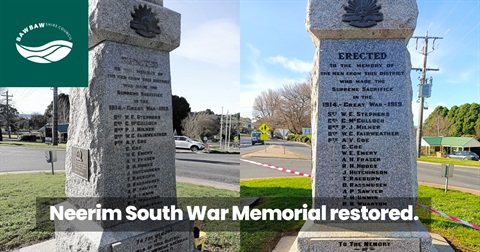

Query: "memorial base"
<box><xmin>54</xmin><ymin>202</ymin><xmax>194</xmax><ymax>252</ymax></box>
<box><xmin>296</xmin><ymin>220</ymin><xmax>433</xmax><ymax>252</ymax></box>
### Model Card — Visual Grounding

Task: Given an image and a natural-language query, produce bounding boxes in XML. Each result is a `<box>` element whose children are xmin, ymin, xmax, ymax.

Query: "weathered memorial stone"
<box><xmin>296</xmin><ymin>0</ymin><xmax>433</xmax><ymax>251</ymax></box>
<box><xmin>55</xmin><ymin>0</ymin><xmax>194</xmax><ymax>251</ymax></box>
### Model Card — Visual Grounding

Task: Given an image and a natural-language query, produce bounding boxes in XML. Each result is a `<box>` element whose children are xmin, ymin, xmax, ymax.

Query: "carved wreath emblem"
<box><xmin>130</xmin><ymin>4</ymin><xmax>161</xmax><ymax>38</ymax></box>
<box><xmin>342</xmin><ymin>0</ymin><xmax>384</xmax><ymax>28</ymax></box>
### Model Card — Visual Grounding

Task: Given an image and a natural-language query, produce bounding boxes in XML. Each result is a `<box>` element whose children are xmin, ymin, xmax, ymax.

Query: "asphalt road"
<box><xmin>1</xmin><ymin>145</ymin><xmax>478</xmax><ymax>192</ymax></box>
<box><xmin>417</xmin><ymin>162</ymin><xmax>480</xmax><ymax>191</ymax></box>
<box><xmin>0</xmin><ymin>146</ymin><xmax>239</xmax><ymax>190</ymax></box>
<box><xmin>0</xmin><ymin>146</ymin><xmax>66</xmax><ymax>172</ymax></box>
<box><xmin>240</xmin><ymin>139</ymin><xmax>480</xmax><ymax>192</ymax></box>
<box><xmin>241</xmin><ymin>139</ymin><xmax>311</xmax><ymax>157</ymax></box>
<box><xmin>175</xmin><ymin>150</ymin><xmax>240</xmax><ymax>190</ymax></box>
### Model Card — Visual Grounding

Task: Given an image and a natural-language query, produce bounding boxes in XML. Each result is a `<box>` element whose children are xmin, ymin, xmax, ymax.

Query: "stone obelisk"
<box><xmin>55</xmin><ymin>0</ymin><xmax>194</xmax><ymax>251</ymax></box>
<box><xmin>296</xmin><ymin>0</ymin><xmax>434</xmax><ymax>251</ymax></box>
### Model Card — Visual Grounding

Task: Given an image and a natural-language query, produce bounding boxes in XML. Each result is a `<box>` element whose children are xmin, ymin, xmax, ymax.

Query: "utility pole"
<box><xmin>52</xmin><ymin>87</ymin><xmax>59</xmax><ymax>146</ymax></box>
<box><xmin>227</xmin><ymin>113</ymin><xmax>232</xmax><ymax>150</ymax></box>
<box><xmin>219</xmin><ymin>107</ymin><xmax>223</xmax><ymax>150</ymax></box>
<box><xmin>225</xmin><ymin>111</ymin><xmax>230</xmax><ymax>150</ymax></box>
<box><xmin>411</xmin><ymin>32</ymin><xmax>442</xmax><ymax>158</ymax></box>
<box><xmin>1</xmin><ymin>90</ymin><xmax>13</xmax><ymax>139</ymax></box>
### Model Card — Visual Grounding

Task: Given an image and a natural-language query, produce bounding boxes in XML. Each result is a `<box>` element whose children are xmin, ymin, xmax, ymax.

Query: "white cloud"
<box><xmin>241</xmin><ymin>44</ymin><xmax>308</xmax><ymax>118</ymax></box>
<box><xmin>265</xmin><ymin>56</ymin><xmax>312</xmax><ymax>73</ymax></box>
<box><xmin>173</xmin><ymin>19</ymin><xmax>239</xmax><ymax>66</ymax></box>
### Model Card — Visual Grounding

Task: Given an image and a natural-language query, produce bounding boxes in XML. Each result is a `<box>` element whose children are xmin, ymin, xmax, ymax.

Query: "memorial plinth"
<box><xmin>297</xmin><ymin>0</ymin><xmax>433</xmax><ymax>251</ymax></box>
<box><xmin>55</xmin><ymin>1</ymin><xmax>194</xmax><ymax>251</ymax></box>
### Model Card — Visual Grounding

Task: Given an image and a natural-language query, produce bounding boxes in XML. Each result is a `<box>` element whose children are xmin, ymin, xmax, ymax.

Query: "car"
<box><xmin>273</xmin><ymin>135</ymin><xmax>283</xmax><ymax>139</ymax></box>
<box><xmin>251</xmin><ymin>132</ymin><xmax>264</xmax><ymax>145</ymax></box>
<box><xmin>446</xmin><ymin>151</ymin><xmax>479</xmax><ymax>161</ymax></box>
<box><xmin>174</xmin><ymin>136</ymin><xmax>205</xmax><ymax>152</ymax></box>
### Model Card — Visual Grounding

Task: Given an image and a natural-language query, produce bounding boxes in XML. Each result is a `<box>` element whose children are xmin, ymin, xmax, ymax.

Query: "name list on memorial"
<box><xmin>112</xmin><ymin>226</ymin><xmax>190</xmax><ymax>252</ymax></box>
<box><xmin>318</xmin><ymin>40</ymin><xmax>409</xmax><ymax>207</ymax></box>
<box><xmin>107</xmin><ymin>50</ymin><xmax>171</xmax><ymax>208</ymax></box>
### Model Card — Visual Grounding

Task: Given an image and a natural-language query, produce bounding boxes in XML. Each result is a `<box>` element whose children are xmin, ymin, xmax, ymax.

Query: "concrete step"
<box><xmin>272</xmin><ymin>233</ymin><xmax>455</xmax><ymax>252</ymax></box>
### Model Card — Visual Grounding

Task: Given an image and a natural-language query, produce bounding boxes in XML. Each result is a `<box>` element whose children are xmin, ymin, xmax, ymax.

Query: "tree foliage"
<box><xmin>252</xmin><ymin>81</ymin><xmax>311</xmax><ymax>134</ymax></box>
<box><xmin>181</xmin><ymin>111</ymin><xmax>220</xmax><ymax>141</ymax></box>
<box><xmin>14</xmin><ymin>113</ymin><xmax>47</xmax><ymax>131</ymax></box>
<box><xmin>423</xmin><ymin>103</ymin><xmax>480</xmax><ymax>139</ymax></box>
<box><xmin>0</xmin><ymin>103</ymin><xmax>19</xmax><ymax>132</ymax></box>
<box><xmin>172</xmin><ymin>95</ymin><xmax>191</xmax><ymax>135</ymax></box>
<box><xmin>422</xmin><ymin>106</ymin><xmax>452</xmax><ymax>137</ymax></box>
<box><xmin>45</xmin><ymin>93</ymin><xmax>70</xmax><ymax>123</ymax></box>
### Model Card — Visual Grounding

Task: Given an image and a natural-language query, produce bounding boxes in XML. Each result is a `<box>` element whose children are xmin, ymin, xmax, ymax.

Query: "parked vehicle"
<box><xmin>251</xmin><ymin>132</ymin><xmax>264</xmax><ymax>145</ymax></box>
<box><xmin>174</xmin><ymin>136</ymin><xmax>205</xmax><ymax>152</ymax></box>
<box><xmin>446</xmin><ymin>151</ymin><xmax>479</xmax><ymax>161</ymax></box>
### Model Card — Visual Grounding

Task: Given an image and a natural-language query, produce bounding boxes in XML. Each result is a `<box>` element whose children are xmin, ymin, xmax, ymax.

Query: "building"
<box><xmin>421</xmin><ymin>137</ymin><xmax>480</xmax><ymax>156</ymax></box>
<box><xmin>38</xmin><ymin>123</ymin><xmax>69</xmax><ymax>143</ymax></box>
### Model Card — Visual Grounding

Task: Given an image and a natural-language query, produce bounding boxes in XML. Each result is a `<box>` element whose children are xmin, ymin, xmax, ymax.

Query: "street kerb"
<box><xmin>241</xmin><ymin>145</ymin><xmax>309</xmax><ymax>160</ymax></box>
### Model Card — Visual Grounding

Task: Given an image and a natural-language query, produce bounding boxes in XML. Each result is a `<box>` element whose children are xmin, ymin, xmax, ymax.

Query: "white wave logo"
<box><xmin>16</xmin><ymin>40</ymin><xmax>73</xmax><ymax>64</ymax></box>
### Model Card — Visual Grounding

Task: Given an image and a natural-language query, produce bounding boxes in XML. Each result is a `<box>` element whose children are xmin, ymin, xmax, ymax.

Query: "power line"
<box><xmin>411</xmin><ymin>32</ymin><xmax>443</xmax><ymax>158</ymax></box>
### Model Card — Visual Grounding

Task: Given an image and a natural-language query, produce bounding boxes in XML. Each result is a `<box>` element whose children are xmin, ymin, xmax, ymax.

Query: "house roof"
<box><xmin>39</xmin><ymin>123</ymin><xmax>69</xmax><ymax>133</ymax></box>
<box><xmin>422</xmin><ymin>137</ymin><xmax>442</xmax><ymax>146</ymax></box>
<box><xmin>422</xmin><ymin>137</ymin><xmax>480</xmax><ymax>148</ymax></box>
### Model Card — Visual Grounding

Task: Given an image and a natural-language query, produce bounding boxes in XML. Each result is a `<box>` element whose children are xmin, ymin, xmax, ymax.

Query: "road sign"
<box><xmin>258</xmin><ymin>123</ymin><xmax>270</xmax><ymax>134</ymax></box>
<box><xmin>278</xmin><ymin>129</ymin><xmax>289</xmax><ymax>137</ymax></box>
<box><xmin>260</xmin><ymin>133</ymin><xmax>269</xmax><ymax>140</ymax></box>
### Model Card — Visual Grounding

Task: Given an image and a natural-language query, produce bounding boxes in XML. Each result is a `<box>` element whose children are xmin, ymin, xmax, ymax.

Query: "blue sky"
<box><xmin>5</xmin><ymin>0</ymin><xmax>480</xmax><ymax>125</ymax></box>
<box><xmin>240</xmin><ymin>0</ymin><xmax>480</xmax><ymax>125</ymax></box>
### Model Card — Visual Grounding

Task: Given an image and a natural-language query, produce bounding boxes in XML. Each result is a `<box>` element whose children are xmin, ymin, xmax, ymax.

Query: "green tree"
<box><xmin>422</xmin><ymin>106</ymin><xmax>452</xmax><ymax>137</ymax></box>
<box><xmin>172</xmin><ymin>95</ymin><xmax>191</xmax><ymax>135</ymax></box>
<box><xmin>475</xmin><ymin>117</ymin><xmax>480</xmax><ymax>139</ymax></box>
<box><xmin>427</xmin><ymin>103</ymin><xmax>480</xmax><ymax>139</ymax></box>
<box><xmin>0</xmin><ymin>103</ymin><xmax>19</xmax><ymax>138</ymax></box>
<box><xmin>462</xmin><ymin>103</ymin><xmax>479</xmax><ymax>136</ymax></box>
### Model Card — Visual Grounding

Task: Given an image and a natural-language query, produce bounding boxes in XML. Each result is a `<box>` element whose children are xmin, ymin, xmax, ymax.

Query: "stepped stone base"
<box><xmin>296</xmin><ymin>220</ymin><xmax>432</xmax><ymax>252</ymax></box>
<box><xmin>55</xmin><ymin>201</ymin><xmax>194</xmax><ymax>252</ymax></box>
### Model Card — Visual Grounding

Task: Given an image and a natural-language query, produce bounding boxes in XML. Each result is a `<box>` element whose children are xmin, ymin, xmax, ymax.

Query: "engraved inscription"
<box><xmin>107</xmin><ymin>54</ymin><xmax>172</xmax><ymax>209</ymax></box>
<box><xmin>112</xmin><ymin>227</ymin><xmax>190</xmax><ymax>252</ymax></box>
<box><xmin>319</xmin><ymin>41</ymin><xmax>409</xmax><ymax>208</ymax></box>
<box><xmin>312</xmin><ymin>238</ymin><xmax>420</xmax><ymax>252</ymax></box>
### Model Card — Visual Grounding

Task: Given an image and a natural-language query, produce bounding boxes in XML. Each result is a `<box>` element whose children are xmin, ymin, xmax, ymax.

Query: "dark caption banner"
<box><xmin>0</xmin><ymin>0</ymin><xmax>88</xmax><ymax>87</ymax></box>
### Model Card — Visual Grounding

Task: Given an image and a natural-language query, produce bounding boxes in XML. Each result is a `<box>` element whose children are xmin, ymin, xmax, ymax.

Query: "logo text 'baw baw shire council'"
<box><xmin>0</xmin><ymin>0</ymin><xmax>87</xmax><ymax>87</ymax></box>
<box><xmin>15</xmin><ymin>22</ymin><xmax>73</xmax><ymax>64</ymax></box>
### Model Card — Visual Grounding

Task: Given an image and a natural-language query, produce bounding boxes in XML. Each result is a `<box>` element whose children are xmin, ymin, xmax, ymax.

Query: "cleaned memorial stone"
<box><xmin>55</xmin><ymin>0</ymin><xmax>193</xmax><ymax>251</ymax></box>
<box><xmin>296</xmin><ymin>0</ymin><xmax>433</xmax><ymax>251</ymax></box>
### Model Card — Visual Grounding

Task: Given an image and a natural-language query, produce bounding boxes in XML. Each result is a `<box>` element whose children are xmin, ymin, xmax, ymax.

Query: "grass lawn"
<box><xmin>418</xmin><ymin>156</ymin><xmax>480</xmax><ymax>168</ymax></box>
<box><xmin>0</xmin><ymin>173</ymin><xmax>240</xmax><ymax>252</ymax></box>
<box><xmin>240</xmin><ymin>177</ymin><xmax>480</xmax><ymax>252</ymax></box>
<box><xmin>1</xmin><ymin>134</ymin><xmax>19</xmax><ymax>139</ymax></box>
<box><xmin>240</xmin><ymin>178</ymin><xmax>311</xmax><ymax>252</ymax></box>
<box><xmin>417</xmin><ymin>185</ymin><xmax>480</xmax><ymax>252</ymax></box>
<box><xmin>0</xmin><ymin>139</ymin><xmax>66</xmax><ymax>150</ymax></box>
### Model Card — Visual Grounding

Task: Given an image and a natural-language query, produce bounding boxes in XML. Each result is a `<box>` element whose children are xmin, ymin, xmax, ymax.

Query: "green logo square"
<box><xmin>0</xmin><ymin>0</ymin><xmax>88</xmax><ymax>87</ymax></box>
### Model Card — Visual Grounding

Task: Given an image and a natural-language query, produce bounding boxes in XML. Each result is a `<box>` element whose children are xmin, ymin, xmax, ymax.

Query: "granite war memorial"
<box><xmin>296</xmin><ymin>0</ymin><xmax>434</xmax><ymax>251</ymax></box>
<box><xmin>54</xmin><ymin>0</ymin><xmax>195</xmax><ymax>251</ymax></box>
